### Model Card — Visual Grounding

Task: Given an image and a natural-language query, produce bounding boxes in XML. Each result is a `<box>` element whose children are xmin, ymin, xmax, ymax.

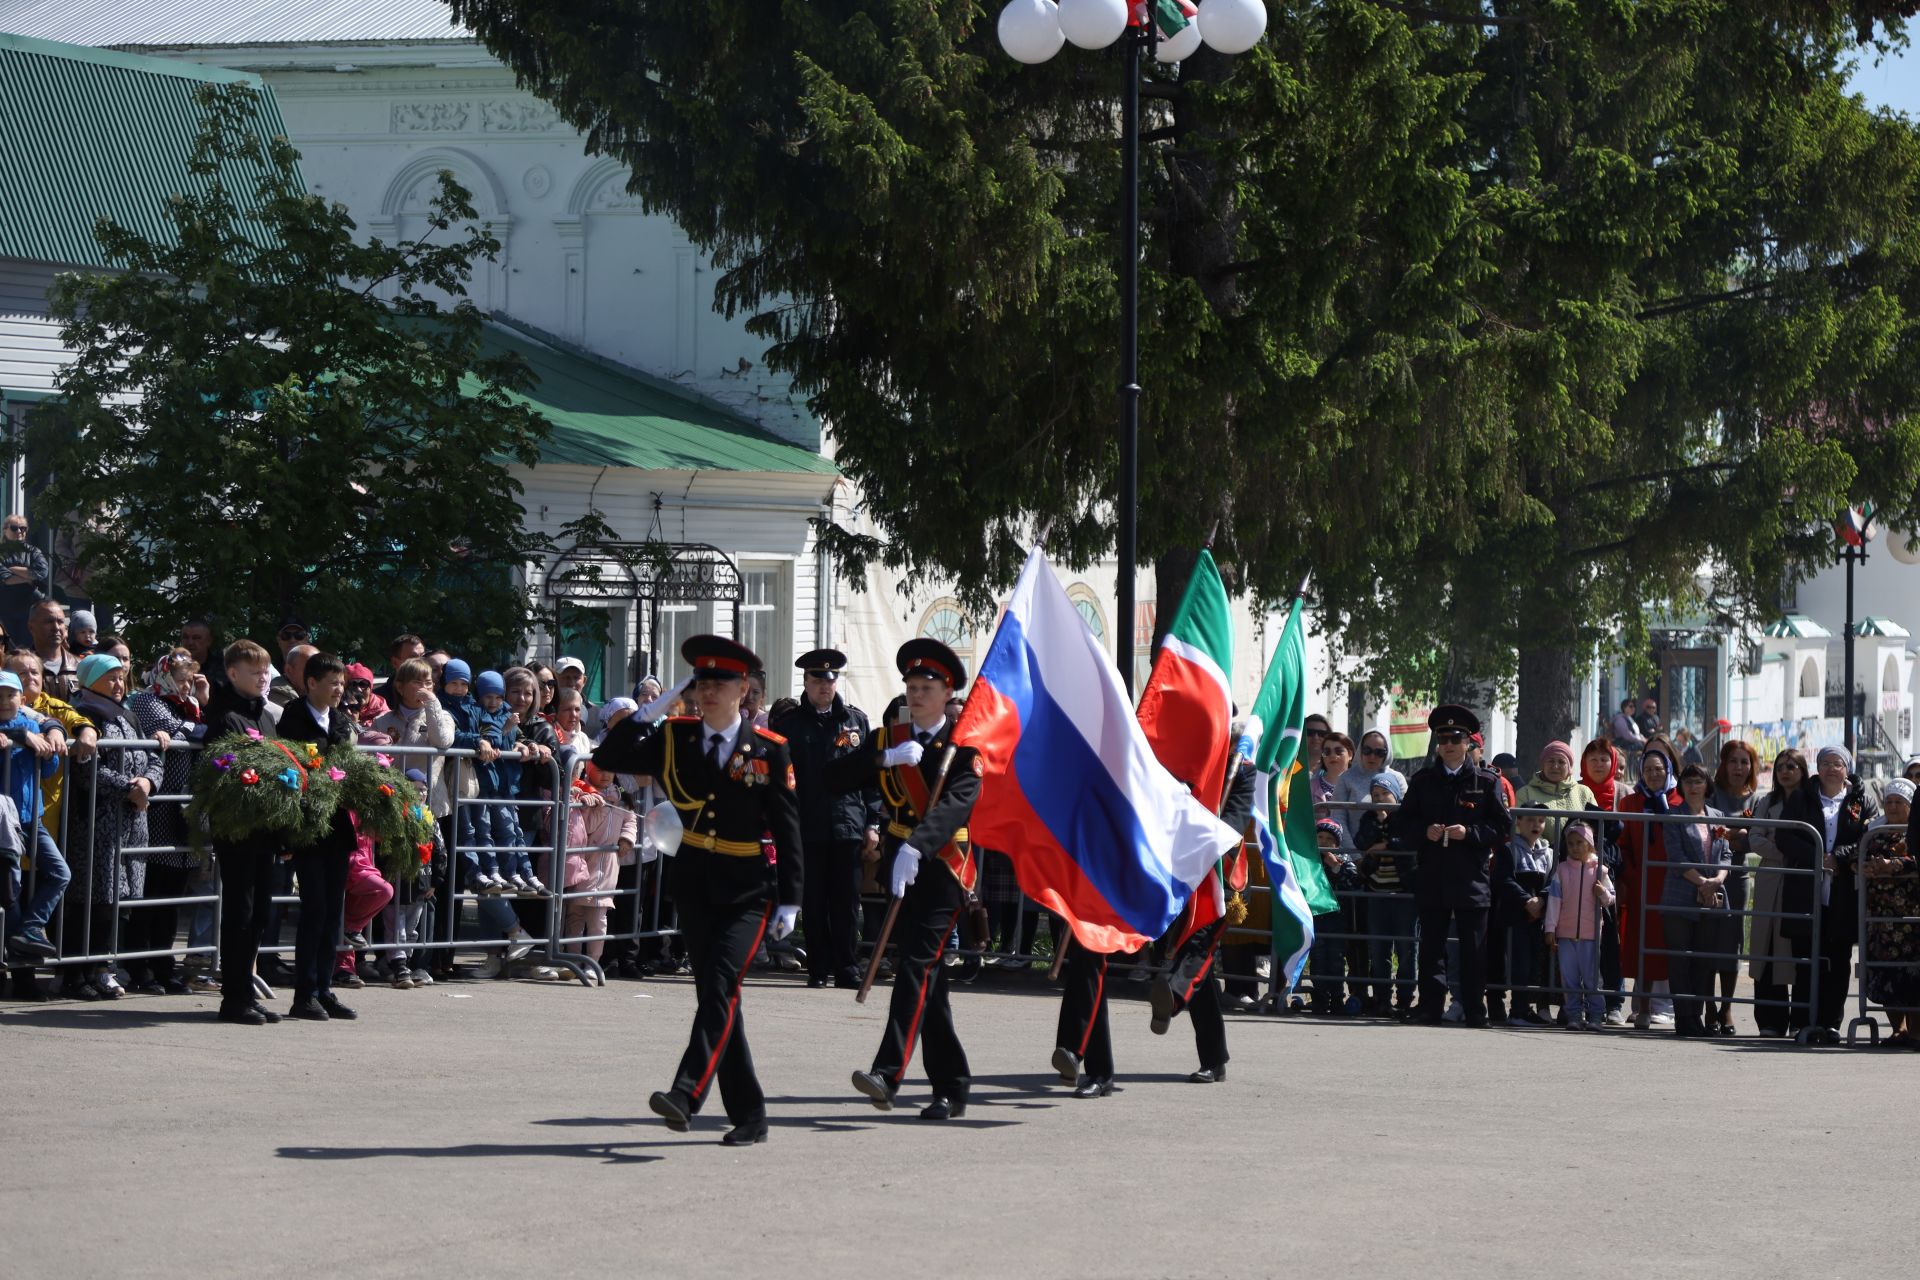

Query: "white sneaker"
<box><xmin>1650</xmin><ymin>1012</ymin><xmax>1675</xmax><ymax>1027</ymax></box>
<box><xmin>508</xmin><ymin>874</ymin><xmax>531</xmax><ymax>892</ymax></box>
<box><xmin>475</xmin><ymin>953</ymin><xmax>505</xmax><ymax>979</ymax></box>
<box><xmin>1441</xmin><ymin>1003</ymin><xmax>1464</xmax><ymax>1024</ymax></box>
<box><xmin>408</xmin><ymin>969</ymin><xmax>433</xmax><ymax>987</ymax></box>
<box><xmin>505</xmin><ymin>928</ymin><xmax>536</xmax><ymax>962</ymax></box>
<box><xmin>525</xmin><ymin>877</ymin><xmax>548</xmax><ymax>895</ymax></box>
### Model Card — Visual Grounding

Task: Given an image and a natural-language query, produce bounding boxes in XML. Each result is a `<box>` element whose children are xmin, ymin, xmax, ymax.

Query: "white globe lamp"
<box><xmin>998</xmin><ymin>0</ymin><xmax>1066</xmax><ymax>64</ymax></box>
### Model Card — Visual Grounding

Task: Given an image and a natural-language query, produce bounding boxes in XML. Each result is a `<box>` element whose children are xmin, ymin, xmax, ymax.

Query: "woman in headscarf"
<box><xmin>1862</xmin><ymin>778</ymin><xmax>1920</xmax><ymax>1045</ymax></box>
<box><xmin>1617</xmin><ymin>736</ymin><xmax>1682</xmax><ymax>1028</ymax></box>
<box><xmin>124</xmin><ymin>647</ymin><xmax>211</xmax><ymax>993</ymax></box>
<box><xmin>1578</xmin><ymin>736</ymin><xmax>1628</xmax><ymax>1024</ymax></box>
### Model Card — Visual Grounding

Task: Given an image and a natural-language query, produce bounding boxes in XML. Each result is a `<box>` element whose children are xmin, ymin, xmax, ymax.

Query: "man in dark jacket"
<box><xmin>1389</xmin><ymin>704</ymin><xmax>1512</xmax><ymax>1027</ymax></box>
<box><xmin>771</xmin><ymin>648</ymin><xmax>882</xmax><ymax>989</ymax></box>
<box><xmin>274</xmin><ymin>652</ymin><xmax>361</xmax><ymax>1022</ymax></box>
<box><xmin>0</xmin><ymin>513</ymin><xmax>49</xmax><ymax>646</ymax></box>
<box><xmin>205</xmin><ymin>639</ymin><xmax>284</xmax><ymax>1026</ymax></box>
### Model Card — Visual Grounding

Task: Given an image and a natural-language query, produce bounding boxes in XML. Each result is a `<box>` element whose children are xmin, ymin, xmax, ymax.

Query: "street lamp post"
<box><xmin>1837</xmin><ymin>503</ymin><xmax>1877</xmax><ymax>753</ymax></box>
<box><xmin>997</xmin><ymin>0</ymin><xmax>1266</xmax><ymax>694</ymax></box>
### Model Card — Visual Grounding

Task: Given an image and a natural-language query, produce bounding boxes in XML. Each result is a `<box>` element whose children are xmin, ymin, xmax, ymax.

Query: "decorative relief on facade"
<box><xmin>390</xmin><ymin>102</ymin><xmax>471</xmax><ymax>133</ymax></box>
<box><xmin>522</xmin><ymin>165</ymin><xmax>553</xmax><ymax>198</ymax></box>
<box><xmin>585</xmin><ymin>174</ymin><xmax>646</xmax><ymax>212</ymax></box>
<box><xmin>481</xmin><ymin>100</ymin><xmax>564</xmax><ymax>133</ymax></box>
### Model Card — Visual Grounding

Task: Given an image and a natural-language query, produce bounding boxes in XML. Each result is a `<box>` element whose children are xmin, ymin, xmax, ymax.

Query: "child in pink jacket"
<box><xmin>548</xmin><ymin>777</ymin><xmax>635</xmax><ymax>963</ymax></box>
<box><xmin>335</xmin><ymin>811</ymin><xmax>395</xmax><ymax>988</ymax></box>
<box><xmin>1545</xmin><ymin>821</ymin><xmax>1615</xmax><ymax>1031</ymax></box>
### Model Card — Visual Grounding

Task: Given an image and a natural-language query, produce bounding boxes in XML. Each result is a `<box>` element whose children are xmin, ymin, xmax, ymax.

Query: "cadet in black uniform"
<box><xmin>837</xmin><ymin>639</ymin><xmax>982</xmax><ymax>1121</ymax></box>
<box><xmin>592</xmin><ymin>635</ymin><xmax>804</xmax><ymax>1146</ymax></box>
<box><xmin>1052</xmin><ymin>943</ymin><xmax>1115</xmax><ymax>1098</ymax></box>
<box><xmin>1147</xmin><ymin>751</ymin><xmax>1256</xmax><ymax>1083</ymax></box>
<box><xmin>770</xmin><ymin>648</ymin><xmax>883</xmax><ymax>989</ymax></box>
<box><xmin>1388</xmin><ymin>704</ymin><xmax>1511</xmax><ymax>1027</ymax></box>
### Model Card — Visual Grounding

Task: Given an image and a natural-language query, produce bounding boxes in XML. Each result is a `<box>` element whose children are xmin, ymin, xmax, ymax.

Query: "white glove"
<box><xmin>881</xmin><ymin>740</ymin><xmax>924</xmax><ymax>769</ymax></box>
<box><xmin>890</xmin><ymin>845</ymin><xmax>922</xmax><ymax>898</ymax></box>
<box><xmin>770</xmin><ymin>904</ymin><xmax>799</xmax><ymax>941</ymax></box>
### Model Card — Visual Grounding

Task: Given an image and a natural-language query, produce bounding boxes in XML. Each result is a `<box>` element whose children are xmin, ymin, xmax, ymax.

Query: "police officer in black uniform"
<box><xmin>1146</xmin><ymin>750</ymin><xmax>1256</xmax><ymax>1083</ymax></box>
<box><xmin>592</xmin><ymin>635</ymin><xmax>804</xmax><ymax>1146</ymax></box>
<box><xmin>770</xmin><ymin>648</ymin><xmax>883</xmax><ymax>989</ymax></box>
<box><xmin>837</xmin><ymin>639</ymin><xmax>982</xmax><ymax>1121</ymax></box>
<box><xmin>1388</xmin><ymin>704</ymin><xmax>1511</xmax><ymax>1028</ymax></box>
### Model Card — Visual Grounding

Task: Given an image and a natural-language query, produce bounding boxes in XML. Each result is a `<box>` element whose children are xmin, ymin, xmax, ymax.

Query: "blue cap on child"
<box><xmin>475</xmin><ymin>670</ymin><xmax>505</xmax><ymax>698</ymax></box>
<box><xmin>0</xmin><ymin>671</ymin><xmax>20</xmax><ymax>692</ymax></box>
<box><xmin>443</xmin><ymin>658</ymin><xmax>472</xmax><ymax>686</ymax></box>
<box><xmin>404</xmin><ymin>768</ymin><xmax>429</xmax><ymax>786</ymax></box>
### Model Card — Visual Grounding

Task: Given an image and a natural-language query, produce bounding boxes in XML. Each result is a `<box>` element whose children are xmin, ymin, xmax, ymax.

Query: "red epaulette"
<box><xmin>754</xmin><ymin>725</ymin><xmax>788</xmax><ymax>745</ymax></box>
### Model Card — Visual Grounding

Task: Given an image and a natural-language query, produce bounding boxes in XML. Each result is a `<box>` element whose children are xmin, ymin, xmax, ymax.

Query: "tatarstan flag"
<box><xmin>1135</xmin><ymin>550</ymin><xmax>1235</xmax><ymax>814</ymax></box>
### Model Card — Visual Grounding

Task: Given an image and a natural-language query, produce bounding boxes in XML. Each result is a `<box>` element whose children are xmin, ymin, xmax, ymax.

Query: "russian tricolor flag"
<box><xmin>952</xmin><ymin>548</ymin><xmax>1244</xmax><ymax>953</ymax></box>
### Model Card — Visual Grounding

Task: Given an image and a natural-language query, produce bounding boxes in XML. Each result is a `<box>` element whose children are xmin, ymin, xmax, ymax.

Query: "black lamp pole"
<box><xmin>1117</xmin><ymin>25</ymin><xmax>1144</xmax><ymax>696</ymax></box>
<box><xmin>1843</xmin><ymin>541</ymin><xmax>1865</xmax><ymax>753</ymax></box>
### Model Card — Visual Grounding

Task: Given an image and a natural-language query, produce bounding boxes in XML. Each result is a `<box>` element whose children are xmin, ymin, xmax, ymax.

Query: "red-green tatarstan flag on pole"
<box><xmin>1135</xmin><ymin>550</ymin><xmax>1235</xmax><ymax>814</ymax></box>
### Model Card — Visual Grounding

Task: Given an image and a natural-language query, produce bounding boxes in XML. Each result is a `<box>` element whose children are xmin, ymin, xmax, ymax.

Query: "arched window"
<box><xmin>1885</xmin><ymin>654</ymin><xmax>1901</xmax><ymax>693</ymax></box>
<box><xmin>1066</xmin><ymin>583</ymin><xmax>1108</xmax><ymax>655</ymax></box>
<box><xmin>1798</xmin><ymin>657</ymin><xmax>1820</xmax><ymax>699</ymax></box>
<box><xmin>917</xmin><ymin>598</ymin><xmax>974</xmax><ymax>668</ymax></box>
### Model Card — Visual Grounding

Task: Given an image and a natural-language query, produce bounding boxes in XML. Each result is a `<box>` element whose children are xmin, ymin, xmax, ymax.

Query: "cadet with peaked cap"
<box><xmin>592</xmin><ymin>634</ymin><xmax>804</xmax><ymax>1147</ymax></box>
<box><xmin>770</xmin><ymin>647</ymin><xmax>883</xmax><ymax>989</ymax></box>
<box><xmin>1388</xmin><ymin>704</ymin><xmax>1511</xmax><ymax>1027</ymax></box>
<box><xmin>834</xmin><ymin>638</ymin><xmax>983</xmax><ymax>1121</ymax></box>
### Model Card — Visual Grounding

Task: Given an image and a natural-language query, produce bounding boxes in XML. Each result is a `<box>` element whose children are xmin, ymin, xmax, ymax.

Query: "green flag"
<box><xmin>1249</xmin><ymin>599</ymin><xmax>1337</xmax><ymax>916</ymax></box>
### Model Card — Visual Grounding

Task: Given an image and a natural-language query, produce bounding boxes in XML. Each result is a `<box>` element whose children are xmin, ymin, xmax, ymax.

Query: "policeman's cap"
<box><xmin>897</xmin><ymin>638</ymin><xmax>966</xmax><ymax>690</ymax></box>
<box><xmin>795</xmin><ymin>648</ymin><xmax>847</xmax><ymax>679</ymax></box>
<box><xmin>1428</xmin><ymin>703</ymin><xmax>1480</xmax><ymax>738</ymax></box>
<box><xmin>682</xmin><ymin>634</ymin><xmax>760</xmax><ymax>682</ymax></box>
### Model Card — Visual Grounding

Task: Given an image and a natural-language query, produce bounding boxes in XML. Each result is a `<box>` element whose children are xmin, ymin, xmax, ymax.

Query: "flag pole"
<box><xmin>1268</xmin><ymin>570</ymin><xmax>1311</xmax><ymax>1012</ymax></box>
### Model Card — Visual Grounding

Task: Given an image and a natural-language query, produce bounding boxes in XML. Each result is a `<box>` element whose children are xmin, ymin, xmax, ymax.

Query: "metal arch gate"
<box><xmin>543</xmin><ymin>540</ymin><xmax>746</xmax><ymax>687</ymax></box>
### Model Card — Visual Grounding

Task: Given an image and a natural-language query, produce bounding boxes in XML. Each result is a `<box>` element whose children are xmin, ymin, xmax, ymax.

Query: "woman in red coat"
<box><xmin>1617</xmin><ymin>737</ymin><xmax>1681</xmax><ymax>1028</ymax></box>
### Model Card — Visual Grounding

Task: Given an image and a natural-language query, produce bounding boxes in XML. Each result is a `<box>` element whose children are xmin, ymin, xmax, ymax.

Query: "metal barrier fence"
<box><xmin>0</xmin><ymin>735</ymin><xmax>622</xmax><ymax>992</ymax></box>
<box><xmin>1846</xmin><ymin>820</ymin><xmax>1920</xmax><ymax>1046</ymax></box>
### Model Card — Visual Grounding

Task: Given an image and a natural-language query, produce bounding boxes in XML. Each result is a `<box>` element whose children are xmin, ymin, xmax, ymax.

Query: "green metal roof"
<box><xmin>469</xmin><ymin>324</ymin><xmax>837</xmax><ymax>475</ymax></box>
<box><xmin>0</xmin><ymin>32</ymin><xmax>290</xmax><ymax>270</ymax></box>
<box><xmin>1858</xmin><ymin>616</ymin><xmax>1911</xmax><ymax>638</ymax></box>
<box><xmin>1763</xmin><ymin>614</ymin><xmax>1833</xmax><ymax>639</ymax></box>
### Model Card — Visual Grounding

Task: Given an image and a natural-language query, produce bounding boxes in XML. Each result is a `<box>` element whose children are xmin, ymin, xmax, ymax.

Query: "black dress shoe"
<box><xmin>649</xmin><ymin>1089</ymin><xmax>692</xmax><ymax>1132</ymax></box>
<box><xmin>1148</xmin><ymin>977</ymin><xmax>1174</xmax><ymax>1035</ymax></box>
<box><xmin>833</xmin><ymin>974</ymin><xmax>861</xmax><ymax>989</ymax></box>
<box><xmin>217</xmin><ymin>1004</ymin><xmax>267</xmax><ymax>1026</ymax></box>
<box><xmin>287</xmin><ymin>997</ymin><xmax>330</xmax><ymax>1021</ymax></box>
<box><xmin>8</xmin><ymin>974</ymin><xmax>49</xmax><ymax>1002</ymax></box>
<box><xmin>919</xmin><ymin>1094</ymin><xmax>967</xmax><ymax>1120</ymax></box>
<box><xmin>721</xmin><ymin>1120</ymin><xmax>768</xmax><ymax>1146</ymax></box>
<box><xmin>1072</xmin><ymin>1076</ymin><xmax>1115</xmax><ymax>1099</ymax></box>
<box><xmin>317</xmin><ymin>994</ymin><xmax>358</xmax><ymax>1020</ymax></box>
<box><xmin>805</xmin><ymin>975</ymin><xmax>828</xmax><ymax>989</ymax></box>
<box><xmin>1051</xmin><ymin>1046</ymin><xmax>1081</xmax><ymax>1085</ymax></box>
<box><xmin>1188</xmin><ymin>1066</ymin><xmax>1226</xmax><ymax>1084</ymax></box>
<box><xmin>250</xmin><ymin>1002</ymin><xmax>282</xmax><ymax>1024</ymax></box>
<box><xmin>850</xmin><ymin>1069</ymin><xmax>896</xmax><ymax>1111</ymax></box>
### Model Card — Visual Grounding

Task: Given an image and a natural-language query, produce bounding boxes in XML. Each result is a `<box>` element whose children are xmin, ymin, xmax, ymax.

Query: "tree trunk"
<box><xmin>1515</xmin><ymin>643</ymin><xmax>1580</xmax><ymax>771</ymax></box>
<box><xmin>1151</xmin><ymin>546</ymin><xmax>1200</xmax><ymax>651</ymax></box>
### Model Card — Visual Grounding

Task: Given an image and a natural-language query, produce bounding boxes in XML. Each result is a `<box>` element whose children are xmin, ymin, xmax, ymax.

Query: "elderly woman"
<box><xmin>63</xmin><ymin>652</ymin><xmax>162</xmax><ymax>1000</ymax></box>
<box><xmin>1864</xmin><ymin>779</ymin><xmax>1920</xmax><ymax>1045</ymax></box>
<box><xmin>125</xmin><ymin>647</ymin><xmax>212</xmax><ymax>994</ymax></box>
<box><xmin>1617</xmin><ymin>737</ymin><xmax>1682</xmax><ymax>1028</ymax></box>
<box><xmin>1805</xmin><ymin>744</ymin><xmax>1876</xmax><ymax>1036</ymax></box>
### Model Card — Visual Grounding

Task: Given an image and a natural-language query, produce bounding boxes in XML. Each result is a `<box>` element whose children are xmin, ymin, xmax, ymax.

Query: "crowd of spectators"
<box><xmin>1</xmin><ymin>613</ymin><xmax>1916</xmax><ymax>1047</ymax></box>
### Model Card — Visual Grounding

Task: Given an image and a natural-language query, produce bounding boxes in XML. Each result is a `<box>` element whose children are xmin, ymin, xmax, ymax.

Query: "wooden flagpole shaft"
<box><xmin>855</xmin><ymin>895</ymin><xmax>903</xmax><ymax>1005</ymax></box>
<box><xmin>855</xmin><ymin>730</ymin><xmax>961</xmax><ymax>1003</ymax></box>
<box><xmin>1048</xmin><ymin>933</ymin><xmax>1071</xmax><ymax>982</ymax></box>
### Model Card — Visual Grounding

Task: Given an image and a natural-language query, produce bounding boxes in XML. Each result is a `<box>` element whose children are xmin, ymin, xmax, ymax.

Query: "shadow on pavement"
<box><xmin>0</xmin><ymin>1003</ymin><xmax>223</xmax><ymax>1028</ymax></box>
<box><xmin>278</xmin><ymin>1141</ymin><xmax>665</xmax><ymax>1164</ymax></box>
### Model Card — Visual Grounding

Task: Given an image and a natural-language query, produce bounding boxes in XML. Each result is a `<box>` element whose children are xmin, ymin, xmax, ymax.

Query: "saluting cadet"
<box><xmin>1388</xmin><ymin>704</ymin><xmax>1511</xmax><ymax>1028</ymax></box>
<box><xmin>1147</xmin><ymin>747</ymin><xmax>1257</xmax><ymax>1084</ymax></box>
<box><xmin>592</xmin><ymin>635</ymin><xmax>803</xmax><ymax>1146</ymax></box>
<box><xmin>838</xmin><ymin>639</ymin><xmax>982</xmax><ymax>1121</ymax></box>
<box><xmin>770</xmin><ymin>648</ymin><xmax>883</xmax><ymax>989</ymax></box>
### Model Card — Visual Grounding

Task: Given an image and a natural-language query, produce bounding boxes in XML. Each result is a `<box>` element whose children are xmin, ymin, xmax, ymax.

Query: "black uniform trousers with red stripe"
<box><xmin>871</xmin><ymin>864</ymin><xmax>970</xmax><ymax>1095</ymax></box>
<box><xmin>672</xmin><ymin>896</ymin><xmax>773</xmax><ymax>1126</ymax></box>
<box><xmin>1164</xmin><ymin>919</ymin><xmax>1228</xmax><ymax>1073</ymax></box>
<box><xmin>1054</xmin><ymin>945</ymin><xmax>1113</xmax><ymax>1079</ymax></box>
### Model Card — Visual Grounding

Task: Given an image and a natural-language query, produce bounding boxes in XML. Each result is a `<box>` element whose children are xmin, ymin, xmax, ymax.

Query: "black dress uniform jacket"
<box><xmin>827</xmin><ymin>712</ymin><xmax>980</xmax><ymax>879</ymax></box>
<box><xmin>1388</xmin><ymin>761</ymin><xmax>1512</xmax><ymax>909</ymax></box>
<box><xmin>593</xmin><ymin>714</ymin><xmax>805</xmax><ymax>908</ymax></box>
<box><xmin>771</xmin><ymin>695</ymin><xmax>883</xmax><ymax>842</ymax></box>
